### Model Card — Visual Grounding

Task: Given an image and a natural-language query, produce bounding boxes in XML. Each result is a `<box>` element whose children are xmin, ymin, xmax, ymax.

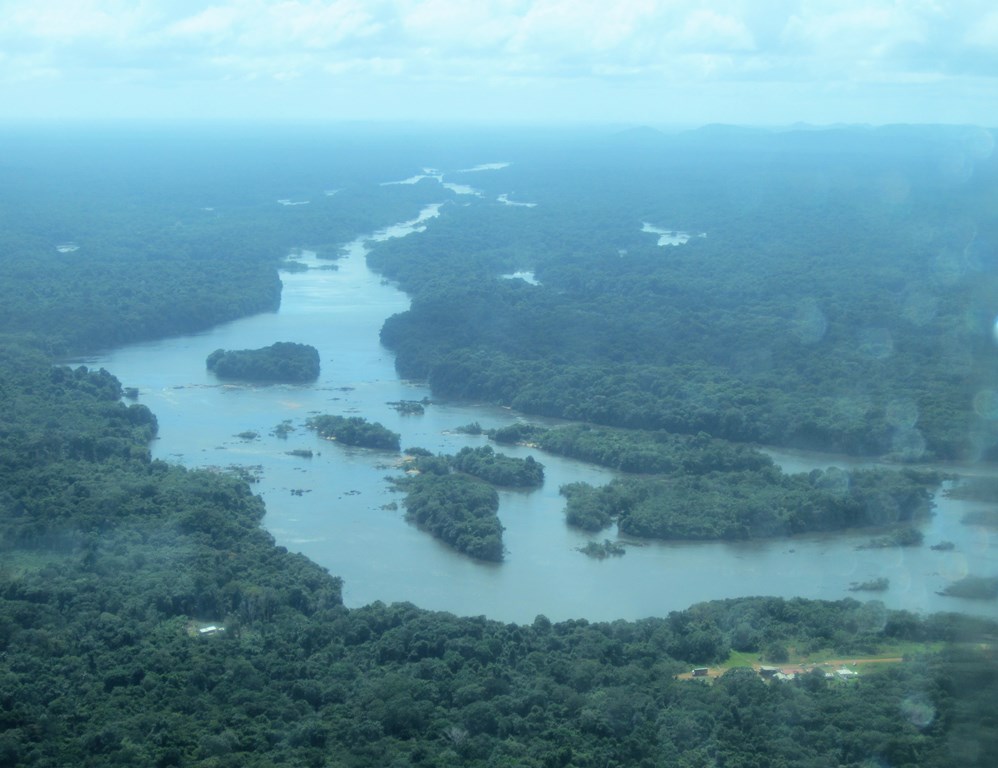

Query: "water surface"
<box><xmin>84</xmin><ymin>210</ymin><xmax>998</xmax><ymax>623</ymax></box>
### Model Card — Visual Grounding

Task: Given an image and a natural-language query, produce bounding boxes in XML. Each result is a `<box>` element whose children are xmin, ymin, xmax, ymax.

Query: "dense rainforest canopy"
<box><xmin>558</xmin><ymin>467</ymin><xmax>936</xmax><ymax>540</ymax></box>
<box><xmin>489</xmin><ymin>422</ymin><xmax>942</xmax><ymax>540</ymax></box>
<box><xmin>386</xmin><ymin>446</ymin><xmax>544</xmax><ymax>560</ymax></box>
<box><xmin>2</xmin><ymin>341</ymin><xmax>996</xmax><ymax>766</ymax></box>
<box><xmin>0</xmin><ymin>124</ymin><xmax>996</xmax><ymax>766</ymax></box>
<box><xmin>207</xmin><ymin>342</ymin><xmax>321</xmax><ymax>382</ymax></box>
<box><xmin>370</xmin><ymin>125</ymin><xmax>998</xmax><ymax>463</ymax></box>
<box><xmin>306</xmin><ymin>414</ymin><xmax>402</xmax><ymax>451</ymax></box>
<box><xmin>0</xmin><ymin>124</ymin><xmax>437</xmax><ymax>355</ymax></box>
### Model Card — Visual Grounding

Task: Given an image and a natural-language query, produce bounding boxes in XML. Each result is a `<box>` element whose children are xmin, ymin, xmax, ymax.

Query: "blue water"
<box><xmin>82</xmin><ymin>208</ymin><xmax>998</xmax><ymax>623</ymax></box>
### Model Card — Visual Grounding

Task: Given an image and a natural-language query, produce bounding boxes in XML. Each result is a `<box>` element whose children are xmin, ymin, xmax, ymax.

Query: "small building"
<box><xmin>692</xmin><ymin>667</ymin><xmax>709</xmax><ymax>677</ymax></box>
<box><xmin>836</xmin><ymin>667</ymin><xmax>858</xmax><ymax>679</ymax></box>
<box><xmin>759</xmin><ymin>666</ymin><xmax>781</xmax><ymax>678</ymax></box>
<box><xmin>198</xmin><ymin>625</ymin><xmax>225</xmax><ymax>636</ymax></box>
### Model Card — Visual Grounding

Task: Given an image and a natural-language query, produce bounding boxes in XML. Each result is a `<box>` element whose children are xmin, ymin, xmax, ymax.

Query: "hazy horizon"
<box><xmin>2</xmin><ymin>1</ymin><xmax>996</xmax><ymax>127</ymax></box>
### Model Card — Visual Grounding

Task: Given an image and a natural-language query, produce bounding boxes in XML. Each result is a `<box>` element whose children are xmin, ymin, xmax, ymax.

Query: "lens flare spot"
<box><xmin>901</xmin><ymin>695</ymin><xmax>936</xmax><ymax>729</ymax></box>
<box><xmin>972</xmin><ymin>389</ymin><xmax>998</xmax><ymax>419</ymax></box>
<box><xmin>858</xmin><ymin>328</ymin><xmax>893</xmax><ymax>359</ymax></box>
<box><xmin>792</xmin><ymin>299</ymin><xmax>827</xmax><ymax>344</ymax></box>
<box><xmin>891</xmin><ymin>428</ymin><xmax>925</xmax><ymax>461</ymax></box>
<box><xmin>886</xmin><ymin>398</ymin><xmax>919</xmax><ymax>429</ymax></box>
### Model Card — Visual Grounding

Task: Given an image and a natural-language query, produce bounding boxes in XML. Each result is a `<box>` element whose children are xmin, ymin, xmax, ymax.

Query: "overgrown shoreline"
<box><xmin>2</xmin><ymin>124</ymin><xmax>998</xmax><ymax>765</ymax></box>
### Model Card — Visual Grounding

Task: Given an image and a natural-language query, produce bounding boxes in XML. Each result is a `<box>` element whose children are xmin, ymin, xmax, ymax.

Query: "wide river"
<box><xmin>81</xmin><ymin>206</ymin><xmax>998</xmax><ymax>623</ymax></box>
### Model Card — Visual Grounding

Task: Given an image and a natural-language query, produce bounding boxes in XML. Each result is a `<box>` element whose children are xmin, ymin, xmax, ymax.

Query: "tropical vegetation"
<box><xmin>1</xmin><ymin>124</ymin><xmax>996</xmax><ymax>766</ymax></box>
<box><xmin>306</xmin><ymin>415</ymin><xmax>402</xmax><ymax>451</ymax></box>
<box><xmin>206</xmin><ymin>342</ymin><xmax>321</xmax><ymax>382</ymax></box>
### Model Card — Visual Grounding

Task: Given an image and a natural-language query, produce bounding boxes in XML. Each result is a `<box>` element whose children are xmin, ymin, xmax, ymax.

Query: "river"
<box><xmin>80</xmin><ymin>206</ymin><xmax>998</xmax><ymax>623</ymax></box>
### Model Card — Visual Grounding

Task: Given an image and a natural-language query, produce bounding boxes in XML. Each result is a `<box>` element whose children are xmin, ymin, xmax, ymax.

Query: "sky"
<box><xmin>1</xmin><ymin>0</ymin><xmax>996</xmax><ymax>126</ymax></box>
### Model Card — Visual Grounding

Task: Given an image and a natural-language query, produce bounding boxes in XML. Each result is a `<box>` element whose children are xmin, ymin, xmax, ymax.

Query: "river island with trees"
<box><xmin>386</xmin><ymin>446</ymin><xmax>545</xmax><ymax>559</ymax></box>
<box><xmin>0</xmin><ymin>124</ymin><xmax>996</xmax><ymax>765</ymax></box>
<box><xmin>306</xmin><ymin>414</ymin><xmax>402</xmax><ymax>451</ymax></box>
<box><xmin>206</xmin><ymin>341</ymin><xmax>321</xmax><ymax>382</ymax></box>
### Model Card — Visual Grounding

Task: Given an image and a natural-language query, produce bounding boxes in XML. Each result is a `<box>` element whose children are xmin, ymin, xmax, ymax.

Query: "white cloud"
<box><xmin>399</xmin><ymin>0</ymin><xmax>519</xmax><ymax>48</ymax></box>
<box><xmin>165</xmin><ymin>0</ymin><xmax>382</xmax><ymax>50</ymax></box>
<box><xmin>324</xmin><ymin>56</ymin><xmax>405</xmax><ymax>77</ymax></box>
<box><xmin>168</xmin><ymin>6</ymin><xmax>241</xmax><ymax>41</ymax></box>
<box><xmin>965</xmin><ymin>10</ymin><xmax>998</xmax><ymax>48</ymax></box>
<box><xmin>256</xmin><ymin>0</ymin><xmax>382</xmax><ymax>49</ymax></box>
<box><xmin>508</xmin><ymin>0</ymin><xmax>658</xmax><ymax>55</ymax></box>
<box><xmin>673</xmin><ymin>9</ymin><xmax>756</xmax><ymax>53</ymax></box>
<box><xmin>2</xmin><ymin>0</ymin><xmax>164</xmax><ymax>44</ymax></box>
<box><xmin>783</xmin><ymin>3</ymin><xmax>928</xmax><ymax>59</ymax></box>
<box><xmin>0</xmin><ymin>0</ymin><xmax>995</xmax><ymax>124</ymax></box>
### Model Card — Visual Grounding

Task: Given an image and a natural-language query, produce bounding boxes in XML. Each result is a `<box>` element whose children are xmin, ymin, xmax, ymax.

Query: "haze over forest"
<box><xmin>2</xmin><ymin>2</ymin><xmax>998</xmax><ymax>766</ymax></box>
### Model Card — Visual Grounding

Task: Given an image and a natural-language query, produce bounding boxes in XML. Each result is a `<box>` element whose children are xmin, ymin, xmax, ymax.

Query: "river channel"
<box><xmin>80</xmin><ymin>206</ymin><xmax>998</xmax><ymax>623</ymax></box>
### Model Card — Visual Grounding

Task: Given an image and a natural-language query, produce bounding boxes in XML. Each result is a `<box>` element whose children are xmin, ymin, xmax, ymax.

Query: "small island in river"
<box><xmin>939</xmin><ymin>576</ymin><xmax>998</xmax><ymax>600</ymax></box>
<box><xmin>391</xmin><ymin>451</ymin><xmax>504</xmax><ymax>561</ymax></box>
<box><xmin>206</xmin><ymin>342</ymin><xmax>320</xmax><ymax>382</ymax></box>
<box><xmin>380</xmin><ymin>446</ymin><xmax>544</xmax><ymax>561</ymax></box>
<box><xmin>848</xmin><ymin>577</ymin><xmax>890</xmax><ymax>592</ymax></box>
<box><xmin>306</xmin><ymin>414</ymin><xmax>401</xmax><ymax>451</ymax></box>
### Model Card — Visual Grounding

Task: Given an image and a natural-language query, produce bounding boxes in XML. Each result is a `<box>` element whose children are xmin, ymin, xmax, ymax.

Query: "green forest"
<box><xmin>489</xmin><ymin>422</ymin><xmax>774</xmax><ymax>475</ymax></box>
<box><xmin>1</xmin><ymin>124</ymin><xmax>997</xmax><ymax>766</ymax></box>
<box><xmin>370</xmin><ymin>125</ymin><xmax>998</xmax><ymax>463</ymax></box>
<box><xmin>395</xmin><ymin>470</ymin><xmax>504</xmax><ymax>562</ymax></box>
<box><xmin>558</xmin><ymin>467</ymin><xmax>937</xmax><ymax>540</ymax></box>
<box><xmin>450</xmin><ymin>446</ymin><xmax>544</xmax><ymax>489</ymax></box>
<box><xmin>489</xmin><ymin>418</ymin><xmax>942</xmax><ymax>541</ymax></box>
<box><xmin>206</xmin><ymin>342</ymin><xmax>321</xmax><ymax>383</ymax></box>
<box><xmin>306</xmin><ymin>415</ymin><xmax>402</xmax><ymax>451</ymax></box>
<box><xmin>387</xmin><ymin>446</ymin><xmax>544</xmax><ymax>559</ymax></box>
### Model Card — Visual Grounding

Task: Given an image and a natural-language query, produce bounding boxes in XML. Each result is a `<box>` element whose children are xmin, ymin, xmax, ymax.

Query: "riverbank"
<box><xmin>82</xmin><ymin>225</ymin><xmax>998</xmax><ymax>622</ymax></box>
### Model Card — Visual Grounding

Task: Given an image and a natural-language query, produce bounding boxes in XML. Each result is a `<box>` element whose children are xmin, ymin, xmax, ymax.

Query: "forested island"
<box><xmin>490</xmin><ymin>422</ymin><xmax>777</xmax><ymax>474</ymax></box>
<box><xmin>306</xmin><ymin>414</ymin><xmax>401</xmax><ymax>451</ymax></box>
<box><xmin>451</xmin><ymin>445</ymin><xmax>544</xmax><ymax>488</ymax></box>
<box><xmin>559</xmin><ymin>467</ymin><xmax>937</xmax><ymax>540</ymax></box>
<box><xmin>387</xmin><ymin>446</ymin><xmax>543</xmax><ymax>560</ymax></box>
<box><xmin>1</xmin><ymin>124</ymin><xmax>997</xmax><ymax>765</ymax></box>
<box><xmin>206</xmin><ymin>342</ymin><xmax>320</xmax><ymax>382</ymax></box>
<box><xmin>398</xmin><ymin>471</ymin><xmax>504</xmax><ymax>561</ymax></box>
<box><xmin>492</xmin><ymin>418</ymin><xmax>940</xmax><ymax>541</ymax></box>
